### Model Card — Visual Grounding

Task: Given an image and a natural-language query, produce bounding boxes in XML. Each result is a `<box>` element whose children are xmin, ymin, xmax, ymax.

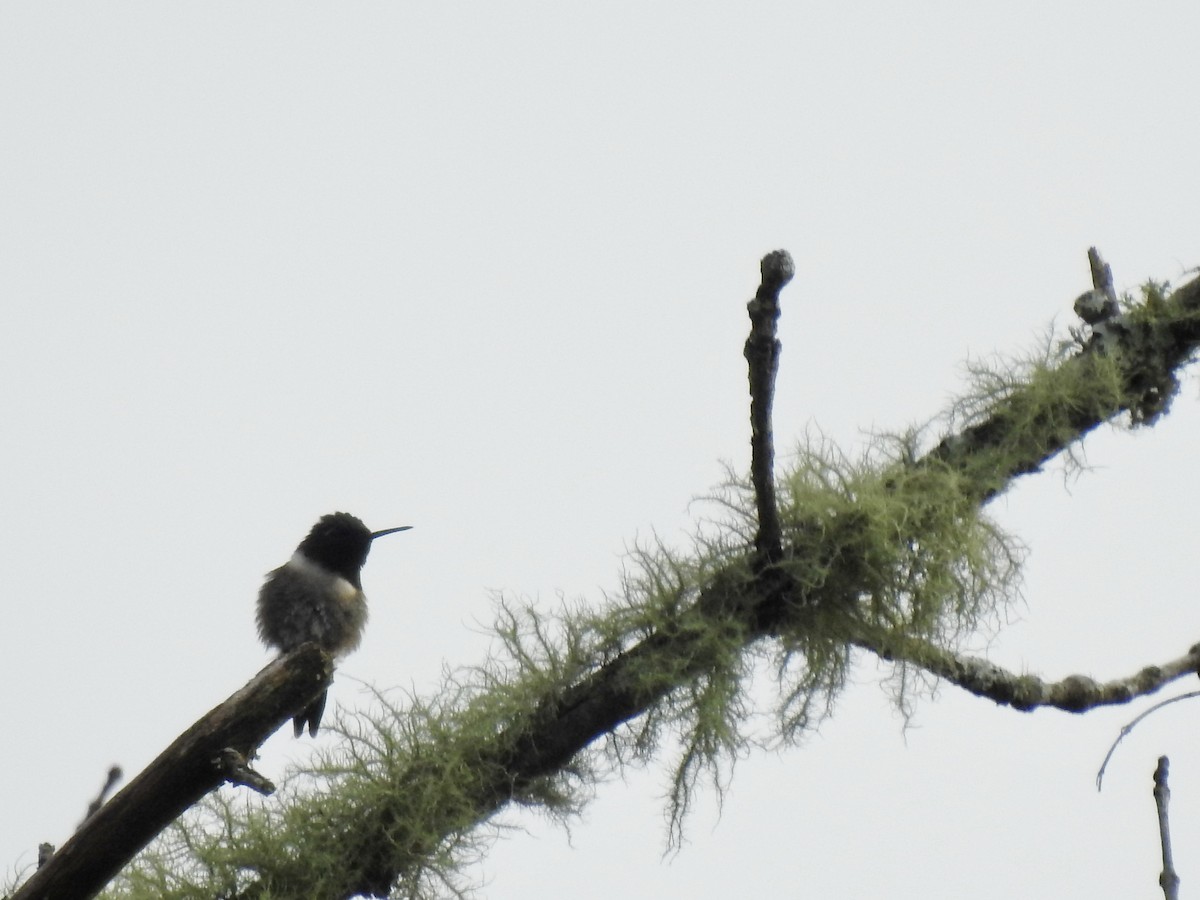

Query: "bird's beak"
<box><xmin>371</xmin><ymin>525</ymin><xmax>413</xmax><ymax>540</ymax></box>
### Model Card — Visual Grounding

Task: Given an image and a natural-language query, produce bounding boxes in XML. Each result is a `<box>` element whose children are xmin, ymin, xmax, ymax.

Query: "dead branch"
<box><xmin>1154</xmin><ymin>756</ymin><xmax>1181</xmax><ymax>900</ymax></box>
<box><xmin>11</xmin><ymin>645</ymin><xmax>331</xmax><ymax>900</ymax></box>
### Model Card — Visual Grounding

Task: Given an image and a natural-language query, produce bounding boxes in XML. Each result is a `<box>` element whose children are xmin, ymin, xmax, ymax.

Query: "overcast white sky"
<box><xmin>3</xmin><ymin>4</ymin><xmax>1200</xmax><ymax>897</ymax></box>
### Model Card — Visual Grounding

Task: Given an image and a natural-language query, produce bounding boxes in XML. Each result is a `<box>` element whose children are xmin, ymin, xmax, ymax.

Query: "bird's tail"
<box><xmin>294</xmin><ymin>689</ymin><xmax>328</xmax><ymax>737</ymax></box>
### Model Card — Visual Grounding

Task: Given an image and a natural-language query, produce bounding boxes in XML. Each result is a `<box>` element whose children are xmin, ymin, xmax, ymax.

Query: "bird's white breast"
<box><xmin>287</xmin><ymin>551</ymin><xmax>362</xmax><ymax>604</ymax></box>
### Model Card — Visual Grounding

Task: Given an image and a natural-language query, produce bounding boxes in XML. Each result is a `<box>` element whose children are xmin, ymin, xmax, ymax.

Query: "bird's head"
<box><xmin>297</xmin><ymin>512</ymin><xmax>411</xmax><ymax>578</ymax></box>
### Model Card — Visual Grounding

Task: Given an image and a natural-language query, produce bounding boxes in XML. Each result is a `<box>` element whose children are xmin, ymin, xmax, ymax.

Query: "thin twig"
<box><xmin>78</xmin><ymin>766</ymin><xmax>123</xmax><ymax>828</ymax></box>
<box><xmin>1075</xmin><ymin>247</ymin><xmax>1122</xmax><ymax>326</ymax></box>
<box><xmin>1088</xmin><ymin>246</ymin><xmax>1116</xmax><ymax>298</ymax></box>
<box><xmin>1096</xmin><ymin>690</ymin><xmax>1200</xmax><ymax>790</ymax></box>
<box><xmin>743</xmin><ymin>249</ymin><xmax>794</xmax><ymax>565</ymax></box>
<box><xmin>1154</xmin><ymin>756</ymin><xmax>1181</xmax><ymax>900</ymax></box>
<box><xmin>213</xmin><ymin>748</ymin><xmax>276</xmax><ymax>795</ymax></box>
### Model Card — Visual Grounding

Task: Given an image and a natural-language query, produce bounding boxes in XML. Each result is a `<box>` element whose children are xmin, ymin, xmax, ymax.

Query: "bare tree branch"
<box><xmin>1089</xmin><ymin>246</ymin><xmax>1116</xmax><ymax>298</ymax></box>
<box><xmin>744</xmin><ymin>249</ymin><xmax>794</xmax><ymax>565</ymax></box>
<box><xmin>79</xmin><ymin>766</ymin><xmax>123</xmax><ymax>828</ymax></box>
<box><xmin>1154</xmin><ymin>756</ymin><xmax>1181</xmax><ymax>900</ymax></box>
<box><xmin>853</xmin><ymin>630</ymin><xmax>1200</xmax><ymax>713</ymax></box>
<box><xmin>11</xmin><ymin>646</ymin><xmax>331</xmax><ymax>900</ymax></box>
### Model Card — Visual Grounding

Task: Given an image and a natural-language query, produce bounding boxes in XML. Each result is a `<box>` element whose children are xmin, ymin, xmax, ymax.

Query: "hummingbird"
<box><xmin>256</xmin><ymin>512</ymin><xmax>411</xmax><ymax>736</ymax></box>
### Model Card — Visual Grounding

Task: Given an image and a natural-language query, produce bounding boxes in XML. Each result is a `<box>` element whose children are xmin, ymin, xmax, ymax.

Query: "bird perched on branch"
<box><xmin>257</xmin><ymin>512</ymin><xmax>411</xmax><ymax>736</ymax></box>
